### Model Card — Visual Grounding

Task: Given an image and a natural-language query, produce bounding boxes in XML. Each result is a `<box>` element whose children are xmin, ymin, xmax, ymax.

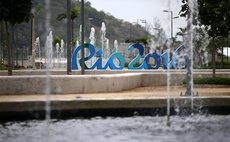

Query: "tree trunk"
<box><xmin>0</xmin><ymin>21</ymin><xmax>6</xmax><ymax>64</ymax></box>
<box><xmin>221</xmin><ymin>37</ymin><xmax>224</xmax><ymax>68</ymax></box>
<box><xmin>5</xmin><ymin>21</ymin><xmax>12</xmax><ymax>76</ymax></box>
<box><xmin>227</xmin><ymin>47</ymin><xmax>229</xmax><ymax>63</ymax></box>
<box><xmin>0</xmin><ymin>21</ymin><xmax>3</xmax><ymax>64</ymax></box>
<box><xmin>221</xmin><ymin>47</ymin><xmax>224</xmax><ymax>67</ymax></box>
<box><xmin>15</xmin><ymin>25</ymin><xmax>18</xmax><ymax>66</ymax></box>
<box><xmin>212</xmin><ymin>37</ymin><xmax>216</xmax><ymax>77</ymax></box>
<box><xmin>11</xmin><ymin>24</ymin><xmax>15</xmax><ymax>69</ymax></box>
<box><xmin>71</xmin><ymin>19</ymin><xmax>74</xmax><ymax>53</ymax></box>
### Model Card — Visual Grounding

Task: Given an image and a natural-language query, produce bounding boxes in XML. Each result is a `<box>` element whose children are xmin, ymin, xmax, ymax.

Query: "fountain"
<box><xmin>114</xmin><ymin>40</ymin><xmax>118</xmax><ymax>52</ymax></box>
<box><xmin>45</xmin><ymin>31</ymin><xmax>54</xmax><ymax>69</ymax></box>
<box><xmin>0</xmin><ymin>0</ymin><xmax>230</xmax><ymax>142</ymax></box>
<box><xmin>105</xmin><ymin>38</ymin><xmax>110</xmax><ymax>59</ymax></box>
<box><xmin>149</xmin><ymin>38</ymin><xmax>156</xmax><ymax>54</ymax></box>
<box><xmin>35</xmin><ymin>37</ymin><xmax>42</xmax><ymax>69</ymax></box>
<box><xmin>60</xmin><ymin>39</ymin><xmax>65</xmax><ymax>61</ymax></box>
<box><xmin>89</xmin><ymin>27</ymin><xmax>96</xmax><ymax>66</ymax></box>
<box><xmin>55</xmin><ymin>42</ymin><xmax>60</xmax><ymax>68</ymax></box>
<box><xmin>89</xmin><ymin>27</ymin><xmax>96</xmax><ymax>45</ymax></box>
<box><xmin>101</xmin><ymin>22</ymin><xmax>106</xmax><ymax>55</ymax></box>
<box><xmin>100</xmin><ymin>22</ymin><xmax>108</xmax><ymax>66</ymax></box>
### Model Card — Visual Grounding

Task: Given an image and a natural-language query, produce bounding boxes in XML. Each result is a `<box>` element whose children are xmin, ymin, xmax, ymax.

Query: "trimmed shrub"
<box><xmin>183</xmin><ymin>77</ymin><xmax>230</xmax><ymax>85</ymax></box>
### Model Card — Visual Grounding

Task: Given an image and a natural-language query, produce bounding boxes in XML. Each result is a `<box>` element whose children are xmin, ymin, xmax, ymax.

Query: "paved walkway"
<box><xmin>1</xmin><ymin>86</ymin><xmax>230</xmax><ymax>102</ymax></box>
<box><xmin>0</xmin><ymin>85</ymin><xmax>230</xmax><ymax>117</ymax></box>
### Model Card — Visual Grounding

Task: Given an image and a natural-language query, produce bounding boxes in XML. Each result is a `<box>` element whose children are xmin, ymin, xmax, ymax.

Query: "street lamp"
<box><xmin>139</xmin><ymin>19</ymin><xmax>149</xmax><ymax>54</ymax></box>
<box><xmin>139</xmin><ymin>19</ymin><xmax>147</xmax><ymax>37</ymax></box>
<box><xmin>163</xmin><ymin>10</ymin><xmax>179</xmax><ymax>39</ymax></box>
<box><xmin>67</xmin><ymin>0</ymin><xmax>72</xmax><ymax>75</ymax></box>
<box><xmin>81</xmin><ymin>0</ymin><xmax>85</xmax><ymax>75</ymax></box>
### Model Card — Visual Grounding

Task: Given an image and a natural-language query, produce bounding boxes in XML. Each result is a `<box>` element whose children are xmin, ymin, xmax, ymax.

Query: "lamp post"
<box><xmin>67</xmin><ymin>0</ymin><xmax>72</xmax><ymax>75</ymax></box>
<box><xmin>139</xmin><ymin>19</ymin><xmax>147</xmax><ymax>37</ymax></box>
<box><xmin>81</xmin><ymin>0</ymin><xmax>85</xmax><ymax>75</ymax></box>
<box><xmin>162</xmin><ymin>10</ymin><xmax>179</xmax><ymax>125</ymax></box>
<box><xmin>163</xmin><ymin>10</ymin><xmax>179</xmax><ymax>39</ymax></box>
<box><xmin>139</xmin><ymin>19</ymin><xmax>148</xmax><ymax>54</ymax></box>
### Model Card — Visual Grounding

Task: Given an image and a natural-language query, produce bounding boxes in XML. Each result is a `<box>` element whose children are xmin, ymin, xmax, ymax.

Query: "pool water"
<box><xmin>0</xmin><ymin>115</ymin><xmax>230</xmax><ymax>142</ymax></box>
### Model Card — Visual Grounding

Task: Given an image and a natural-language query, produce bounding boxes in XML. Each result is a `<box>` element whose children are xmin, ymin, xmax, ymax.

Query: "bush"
<box><xmin>183</xmin><ymin>77</ymin><xmax>230</xmax><ymax>85</ymax></box>
<box><xmin>202</xmin><ymin>61</ymin><xmax>230</xmax><ymax>69</ymax></box>
<box><xmin>0</xmin><ymin>64</ymin><xmax>7</xmax><ymax>70</ymax></box>
<box><xmin>125</xmin><ymin>62</ymin><xmax>141</xmax><ymax>68</ymax></box>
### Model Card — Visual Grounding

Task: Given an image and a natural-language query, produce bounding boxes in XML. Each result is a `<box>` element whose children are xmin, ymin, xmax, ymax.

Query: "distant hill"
<box><xmin>34</xmin><ymin>0</ymin><xmax>147</xmax><ymax>50</ymax></box>
<box><xmin>0</xmin><ymin>0</ymin><xmax>148</xmax><ymax>60</ymax></box>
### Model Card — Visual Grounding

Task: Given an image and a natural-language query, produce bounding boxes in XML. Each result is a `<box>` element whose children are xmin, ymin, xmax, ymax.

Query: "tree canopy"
<box><xmin>180</xmin><ymin>0</ymin><xmax>230</xmax><ymax>37</ymax></box>
<box><xmin>198</xmin><ymin>0</ymin><xmax>230</xmax><ymax>37</ymax></box>
<box><xmin>180</xmin><ymin>0</ymin><xmax>230</xmax><ymax>77</ymax></box>
<box><xmin>0</xmin><ymin>0</ymin><xmax>32</xmax><ymax>24</ymax></box>
<box><xmin>0</xmin><ymin>0</ymin><xmax>32</xmax><ymax>75</ymax></box>
<box><xmin>56</xmin><ymin>4</ymin><xmax>80</xmax><ymax>21</ymax></box>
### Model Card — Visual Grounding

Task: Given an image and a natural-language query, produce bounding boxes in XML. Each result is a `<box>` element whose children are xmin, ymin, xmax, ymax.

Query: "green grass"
<box><xmin>183</xmin><ymin>77</ymin><xmax>230</xmax><ymax>85</ymax></box>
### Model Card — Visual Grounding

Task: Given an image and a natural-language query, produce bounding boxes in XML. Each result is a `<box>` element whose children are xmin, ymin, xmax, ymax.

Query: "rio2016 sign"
<box><xmin>72</xmin><ymin>43</ymin><xmax>186</xmax><ymax>70</ymax></box>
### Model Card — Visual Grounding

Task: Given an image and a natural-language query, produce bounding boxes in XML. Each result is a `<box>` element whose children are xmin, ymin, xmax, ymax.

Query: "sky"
<box><xmin>88</xmin><ymin>0</ymin><xmax>187</xmax><ymax>38</ymax></box>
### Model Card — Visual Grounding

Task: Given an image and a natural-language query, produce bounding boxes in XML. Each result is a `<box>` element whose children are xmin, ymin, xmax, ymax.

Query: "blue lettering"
<box><xmin>72</xmin><ymin>43</ymin><xmax>186</xmax><ymax>70</ymax></box>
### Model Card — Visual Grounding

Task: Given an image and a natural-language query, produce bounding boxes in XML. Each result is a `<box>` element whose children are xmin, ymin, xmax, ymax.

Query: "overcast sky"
<box><xmin>88</xmin><ymin>0</ymin><xmax>187</xmax><ymax>38</ymax></box>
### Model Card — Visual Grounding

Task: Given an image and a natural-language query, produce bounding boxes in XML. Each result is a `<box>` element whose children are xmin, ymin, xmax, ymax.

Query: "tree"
<box><xmin>56</xmin><ymin>3</ymin><xmax>80</xmax><ymax>51</ymax></box>
<box><xmin>0</xmin><ymin>0</ymin><xmax>32</xmax><ymax>75</ymax></box>
<box><xmin>193</xmin><ymin>27</ymin><xmax>209</xmax><ymax>68</ymax></box>
<box><xmin>180</xmin><ymin>0</ymin><xmax>230</xmax><ymax>77</ymax></box>
<box><xmin>151</xmin><ymin>19</ymin><xmax>167</xmax><ymax>50</ymax></box>
<box><xmin>125</xmin><ymin>36</ymin><xmax>151</xmax><ymax>55</ymax></box>
<box><xmin>176</xmin><ymin>27</ymin><xmax>187</xmax><ymax>42</ymax></box>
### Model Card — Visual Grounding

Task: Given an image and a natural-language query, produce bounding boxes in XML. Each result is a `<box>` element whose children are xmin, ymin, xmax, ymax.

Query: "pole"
<box><xmin>67</xmin><ymin>0</ymin><xmax>72</xmax><ymax>75</ymax></box>
<box><xmin>171</xmin><ymin>11</ymin><xmax>173</xmax><ymax>39</ymax></box>
<box><xmin>81</xmin><ymin>0</ymin><xmax>85</xmax><ymax>75</ymax></box>
<box><xmin>31</xmin><ymin>14</ymin><xmax>36</xmax><ymax>69</ymax></box>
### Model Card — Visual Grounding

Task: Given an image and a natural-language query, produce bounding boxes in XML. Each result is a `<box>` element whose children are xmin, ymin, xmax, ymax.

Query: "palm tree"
<box><xmin>176</xmin><ymin>27</ymin><xmax>187</xmax><ymax>42</ymax></box>
<box><xmin>0</xmin><ymin>0</ymin><xmax>32</xmax><ymax>75</ymax></box>
<box><xmin>57</xmin><ymin>4</ymin><xmax>80</xmax><ymax>49</ymax></box>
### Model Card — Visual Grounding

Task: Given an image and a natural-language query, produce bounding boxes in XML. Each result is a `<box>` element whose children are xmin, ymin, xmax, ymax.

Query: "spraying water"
<box><xmin>89</xmin><ymin>27</ymin><xmax>96</xmax><ymax>66</ymax></box>
<box><xmin>101</xmin><ymin>22</ymin><xmax>106</xmax><ymax>57</ymax></box>
<box><xmin>60</xmin><ymin>39</ymin><xmax>65</xmax><ymax>62</ymax></box>
<box><xmin>89</xmin><ymin>27</ymin><xmax>96</xmax><ymax>45</ymax></box>
<box><xmin>149</xmin><ymin>38</ymin><xmax>156</xmax><ymax>54</ymax></box>
<box><xmin>105</xmin><ymin>38</ymin><xmax>110</xmax><ymax>59</ymax></box>
<box><xmin>114</xmin><ymin>40</ymin><xmax>118</xmax><ymax>52</ymax></box>
<box><xmin>185</xmin><ymin>0</ymin><xmax>198</xmax><ymax>114</ymax></box>
<box><xmin>35</xmin><ymin>37</ymin><xmax>41</xmax><ymax>69</ymax></box>
<box><xmin>165</xmin><ymin>0</ymin><xmax>172</xmax><ymax>127</ymax></box>
<box><xmin>45</xmin><ymin>31</ymin><xmax>53</xmax><ymax>69</ymax></box>
<box><xmin>44</xmin><ymin>0</ymin><xmax>51</xmax><ymax>141</ymax></box>
<box><xmin>101</xmin><ymin>22</ymin><xmax>107</xmax><ymax>66</ymax></box>
<box><xmin>55</xmin><ymin>42</ymin><xmax>60</xmax><ymax>68</ymax></box>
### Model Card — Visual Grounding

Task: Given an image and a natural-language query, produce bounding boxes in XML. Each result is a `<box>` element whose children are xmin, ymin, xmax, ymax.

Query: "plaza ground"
<box><xmin>1</xmin><ymin>85</ymin><xmax>230</xmax><ymax>102</ymax></box>
<box><xmin>0</xmin><ymin>70</ymin><xmax>230</xmax><ymax>119</ymax></box>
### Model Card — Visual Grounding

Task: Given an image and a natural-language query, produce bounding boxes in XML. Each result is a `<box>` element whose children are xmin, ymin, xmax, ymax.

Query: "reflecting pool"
<box><xmin>1</xmin><ymin>115</ymin><xmax>230</xmax><ymax>142</ymax></box>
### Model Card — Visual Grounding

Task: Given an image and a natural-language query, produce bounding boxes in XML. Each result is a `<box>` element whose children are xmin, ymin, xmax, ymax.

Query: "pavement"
<box><xmin>0</xmin><ymin>85</ymin><xmax>230</xmax><ymax>119</ymax></box>
<box><xmin>0</xmin><ymin>85</ymin><xmax>230</xmax><ymax>102</ymax></box>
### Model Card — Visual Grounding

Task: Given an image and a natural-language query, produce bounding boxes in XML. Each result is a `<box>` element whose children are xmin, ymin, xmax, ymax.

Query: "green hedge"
<box><xmin>183</xmin><ymin>77</ymin><xmax>230</xmax><ymax>85</ymax></box>
<box><xmin>125</xmin><ymin>62</ymin><xmax>141</xmax><ymax>68</ymax></box>
<box><xmin>0</xmin><ymin>64</ymin><xmax>7</xmax><ymax>70</ymax></box>
<box><xmin>202</xmin><ymin>61</ymin><xmax>230</xmax><ymax>69</ymax></box>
